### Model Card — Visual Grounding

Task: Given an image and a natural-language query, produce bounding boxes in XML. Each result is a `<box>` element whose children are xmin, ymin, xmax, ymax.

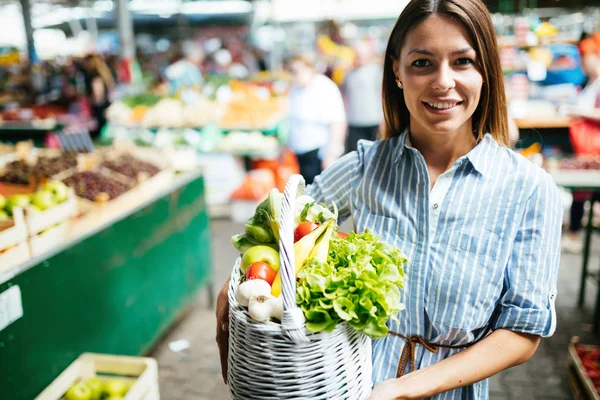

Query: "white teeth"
<box><xmin>427</xmin><ymin>102</ymin><xmax>457</xmax><ymax>109</ymax></box>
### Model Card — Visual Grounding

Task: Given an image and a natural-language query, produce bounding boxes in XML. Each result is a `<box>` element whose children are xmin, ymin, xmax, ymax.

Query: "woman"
<box><xmin>217</xmin><ymin>0</ymin><xmax>562</xmax><ymax>398</ymax></box>
<box><xmin>286</xmin><ymin>54</ymin><xmax>347</xmax><ymax>184</ymax></box>
<box><xmin>82</xmin><ymin>54</ymin><xmax>115</xmax><ymax>138</ymax></box>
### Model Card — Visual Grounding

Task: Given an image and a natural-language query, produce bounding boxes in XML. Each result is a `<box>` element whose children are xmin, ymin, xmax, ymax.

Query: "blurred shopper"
<box><xmin>287</xmin><ymin>54</ymin><xmax>346</xmax><ymax>184</ymax></box>
<box><xmin>562</xmin><ymin>33</ymin><xmax>600</xmax><ymax>253</ymax></box>
<box><xmin>343</xmin><ymin>41</ymin><xmax>384</xmax><ymax>153</ymax></box>
<box><xmin>82</xmin><ymin>54</ymin><xmax>115</xmax><ymax>138</ymax></box>
<box><xmin>165</xmin><ymin>41</ymin><xmax>205</xmax><ymax>93</ymax></box>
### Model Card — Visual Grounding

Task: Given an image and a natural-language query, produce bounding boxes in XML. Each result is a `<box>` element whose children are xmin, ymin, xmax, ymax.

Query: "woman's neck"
<box><xmin>409</xmin><ymin>126</ymin><xmax>477</xmax><ymax>180</ymax></box>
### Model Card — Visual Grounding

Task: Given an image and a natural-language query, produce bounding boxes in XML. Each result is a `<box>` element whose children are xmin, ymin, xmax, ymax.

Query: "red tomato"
<box><xmin>246</xmin><ymin>262</ymin><xmax>277</xmax><ymax>285</ymax></box>
<box><xmin>337</xmin><ymin>231</ymin><xmax>348</xmax><ymax>239</ymax></box>
<box><xmin>294</xmin><ymin>221</ymin><xmax>319</xmax><ymax>242</ymax></box>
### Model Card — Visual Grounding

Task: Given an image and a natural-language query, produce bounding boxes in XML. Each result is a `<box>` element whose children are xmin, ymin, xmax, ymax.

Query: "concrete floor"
<box><xmin>151</xmin><ymin>218</ymin><xmax>600</xmax><ymax>399</ymax></box>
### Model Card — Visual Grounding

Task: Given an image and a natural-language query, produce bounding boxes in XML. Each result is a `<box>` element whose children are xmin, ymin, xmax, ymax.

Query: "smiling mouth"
<box><xmin>423</xmin><ymin>101</ymin><xmax>463</xmax><ymax>110</ymax></box>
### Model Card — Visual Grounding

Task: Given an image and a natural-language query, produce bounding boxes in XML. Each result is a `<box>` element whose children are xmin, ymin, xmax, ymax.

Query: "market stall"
<box><xmin>102</xmin><ymin>78</ymin><xmax>293</xmax><ymax>220</ymax></box>
<box><xmin>0</xmin><ymin>146</ymin><xmax>213</xmax><ymax>400</ymax></box>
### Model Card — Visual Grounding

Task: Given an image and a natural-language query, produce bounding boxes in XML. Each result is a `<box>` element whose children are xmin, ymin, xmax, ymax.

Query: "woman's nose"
<box><xmin>432</xmin><ymin>64</ymin><xmax>455</xmax><ymax>91</ymax></box>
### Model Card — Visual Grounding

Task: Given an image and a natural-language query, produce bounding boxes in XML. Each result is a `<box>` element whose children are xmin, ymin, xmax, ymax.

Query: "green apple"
<box><xmin>241</xmin><ymin>245</ymin><xmax>280</xmax><ymax>273</ymax></box>
<box><xmin>0</xmin><ymin>210</ymin><xmax>9</xmax><ymax>221</ymax></box>
<box><xmin>6</xmin><ymin>194</ymin><xmax>30</xmax><ymax>214</ymax></box>
<box><xmin>104</xmin><ymin>379</ymin><xmax>128</xmax><ymax>397</ymax></box>
<box><xmin>105</xmin><ymin>396</ymin><xmax>124</xmax><ymax>400</ymax></box>
<box><xmin>65</xmin><ymin>382</ymin><xmax>92</xmax><ymax>400</ymax></box>
<box><xmin>84</xmin><ymin>377</ymin><xmax>103</xmax><ymax>400</ymax></box>
<box><xmin>44</xmin><ymin>180</ymin><xmax>69</xmax><ymax>203</ymax></box>
<box><xmin>31</xmin><ymin>190</ymin><xmax>56</xmax><ymax>211</ymax></box>
<box><xmin>0</xmin><ymin>194</ymin><xmax>6</xmax><ymax>209</ymax></box>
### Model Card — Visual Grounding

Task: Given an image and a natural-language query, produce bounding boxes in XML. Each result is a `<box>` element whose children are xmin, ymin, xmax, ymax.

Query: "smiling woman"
<box><xmin>216</xmin><ymin>1</ymin><xmax>563</xmax><ymax>399</ymax></box>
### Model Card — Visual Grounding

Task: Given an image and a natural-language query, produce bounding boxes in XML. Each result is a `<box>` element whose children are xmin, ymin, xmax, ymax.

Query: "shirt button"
<box><xmin>433</xmin><ymin>203</ymin><xmax>439</xmax><ymax>210</ymax></box>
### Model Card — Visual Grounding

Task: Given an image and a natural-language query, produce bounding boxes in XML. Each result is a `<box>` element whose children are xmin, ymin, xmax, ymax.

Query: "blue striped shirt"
<box><xmin>306</xmin><ymin>131</ymin><xmax>562</xmax><ymax>399</ymax></box>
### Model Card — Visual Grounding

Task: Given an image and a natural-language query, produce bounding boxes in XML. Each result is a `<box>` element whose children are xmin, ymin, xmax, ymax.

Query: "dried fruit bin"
<box><xmin>58</xmin><ymin>168</ymin><xmax>135</xmax><ymax>206</ymax></box>
<box><xmin>568</xmin><ymin>337</ymin><xmax>600</xmax><ymax>400</ymax></box>
<box><xmin>35</xmin><ymin>353</ymin><xmax>160</xmax><ymax>400</ymax></box>
<box><xmin>100</xmin><ymin>148</ymin><xmax>173</xmax><ymax>196</ymax></box>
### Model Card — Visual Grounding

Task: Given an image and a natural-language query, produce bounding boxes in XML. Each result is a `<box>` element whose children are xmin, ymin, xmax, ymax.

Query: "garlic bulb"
<box><xmin>235</xmin><ymin>279</ymin><xmax>271</xmax><ymax>307</ymax></box>
<box><xmin>248</xmin><ymin>294</ymin><xmax>280</xmax><ymax>322</ymax></box>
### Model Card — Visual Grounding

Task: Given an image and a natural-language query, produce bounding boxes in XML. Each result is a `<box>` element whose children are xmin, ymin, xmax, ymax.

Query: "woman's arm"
<box><xmin>369</xmin><ymin>329</ymin><xmax>540</xmax><ymax>400</ymax></box>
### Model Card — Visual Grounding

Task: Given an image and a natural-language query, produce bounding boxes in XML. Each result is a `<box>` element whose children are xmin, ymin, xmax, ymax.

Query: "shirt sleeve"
<box><xmin>305</xmin><ymin>141</ymin><xmax>370</xmax><ymax>223</ymax></box>
<box><xmin>493</xmin><ymin>173</ymin><xmax>563</xmax><ymax>337</ymax></box>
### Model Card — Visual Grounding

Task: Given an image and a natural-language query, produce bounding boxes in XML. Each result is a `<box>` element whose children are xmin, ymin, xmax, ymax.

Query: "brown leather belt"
<box><xmin>389</xmin><ymin>332</ymin><xmax>480</xmax><ymax>378</ymax></box>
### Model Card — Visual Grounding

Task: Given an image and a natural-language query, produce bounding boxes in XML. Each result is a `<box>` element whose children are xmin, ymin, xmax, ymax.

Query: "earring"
<box><xmin>396</xmin><ymin>81</ymin><xmax>403</xmax><ymax>88</ymax></box>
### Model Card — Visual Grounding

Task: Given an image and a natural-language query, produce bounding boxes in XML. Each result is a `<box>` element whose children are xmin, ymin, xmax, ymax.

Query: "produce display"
<box><xmin>218</xmin><ymin>81</ymin><xmax>286</xmax><ymax>129</ymax></box>
<box><xmin>215</xmin><ymin>131</ymin><xmax>279</xmax><ymax>157</ymax></box>
<box><xmin>231</xmin><ymin>189</ymin><xmax>407</xmax><ymax>338</ymax></box>
<box><xmin>62</xmin><ymin>172</ymin><xmax>132</xmax><ymax>202</ymax></box>
<box><xmin>0</xmin><ymin>160</ymin><xmax>32</xmax><ymax>184</ymax></box>
<box><xmin>0</xmin><ymin>180</ymin><xmax>70</xmax><ymax>219</ymax></box>
<box><xmin>34</xmin><ymin>153</ymin><xmax>78</xmax><ymax>178</ymax></box>
<box><xmin>106</xmin><ymin>94</ymin><xmax>220</xmax><ymax>128</ymax></box>
<box><xmin>558</xmin><ymin>157</ymin><xmax>600</xmax><ymax>170</ymax></box>
<box><xmin>575</xmin><ymin>344</ymin><xmax>600</xmax><ymax>394</ymax></box>
<box><xmin>102</xmin><ymin>154</ymin><xmax>160</xmax><ymax>180</ymax></box>
<box><xmin>63</xmin><ymin>376</ymin><xmax>131</xmax><ymax>400</ymax></box>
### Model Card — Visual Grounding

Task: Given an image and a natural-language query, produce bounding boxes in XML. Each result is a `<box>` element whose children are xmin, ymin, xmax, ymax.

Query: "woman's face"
<box><xmin>394</xmin><ymin>14</ymin><xmax>483</xmax><ymax>138</ymax></box>
<box><xmin>289</xmin><ymin>61</ymin><xmax>315</xmax><ymax>87</ymax></box>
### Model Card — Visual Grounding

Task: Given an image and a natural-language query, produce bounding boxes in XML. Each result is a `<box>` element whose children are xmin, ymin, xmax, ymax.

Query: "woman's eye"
<box><xmin>456</xmin><ymin>58</ymin><xmax>475</xmax><ymax>66</ymax></box>
<box><xmin>411</xmin><ymin>59</ymin><xmax>432</xmax><ymax>68</ymax></box>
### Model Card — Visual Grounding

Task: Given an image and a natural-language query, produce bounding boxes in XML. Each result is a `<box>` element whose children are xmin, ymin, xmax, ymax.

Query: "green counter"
<box><xmin>0</xmin><ymin>171</ymin><xmax>212</xmax><ymax>400</ymax></box>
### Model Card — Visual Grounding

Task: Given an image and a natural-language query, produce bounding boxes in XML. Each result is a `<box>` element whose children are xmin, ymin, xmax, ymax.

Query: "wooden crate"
<box><xmin>35</xmin><ymin>353</ymin><xmax>159</xmax><ymax>400</ymax></box>
<box><xmin>24</xmin><ymin>189</ymin><xmax>78</xmax><ymax>236</ymax></box>
<box><xmin>0</xmin><ymin>207</ymin><xmax>27</xmax><ymax>251</ymax></box>
<box><xmin>568</xmin><ymin>337</ymin><xmax>600</xmax><ymax>400</ymax></box>
<box><xmin>28</xmin><ymin>221</ymin><xmax>71</xmax><ymax>257</ymax></box>
<box><xmin>0</xmin><ymin>241</ymin><xmax>30</xmax><ymax>273</ymax></box>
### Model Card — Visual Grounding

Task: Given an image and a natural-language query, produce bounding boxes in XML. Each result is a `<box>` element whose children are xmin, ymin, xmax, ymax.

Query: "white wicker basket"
<box><xmin>227</xmin><ymin>174</ymin><xmax>373</xmax><ymax>400</ymax></box>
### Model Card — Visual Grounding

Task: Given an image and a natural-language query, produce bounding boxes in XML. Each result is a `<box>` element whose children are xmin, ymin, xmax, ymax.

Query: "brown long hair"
<box><xmin>382</xmin><ymin>0</ymin><xmax>509</xmax><ymax>147</ymax></box>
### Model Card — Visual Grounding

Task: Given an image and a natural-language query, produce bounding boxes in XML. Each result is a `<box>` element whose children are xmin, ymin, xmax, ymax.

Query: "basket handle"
<box><xmin>278</xmin><ymin>174</ymin><xmax>309</xmax><ymax>343</ymax></box>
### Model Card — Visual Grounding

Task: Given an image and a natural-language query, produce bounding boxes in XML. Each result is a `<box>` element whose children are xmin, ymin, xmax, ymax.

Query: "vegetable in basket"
<box><xmin>270</xmin><ymin>219</ymin><xmax>336</xmax><ymax>297</ymax></box>
<box><xmin>231</xmin><ymin>188</ymin><xmax>282</xmax><ymax>254</ymax></box>
<box><xmin>235</xmin><ymin>279</ymin><xmax>283</xmax><ymax>322</ymax></box>
<box><xmin>297</xmin><ymin>229</ymin><xmax>407</xmax><ymax>339</ymax></box>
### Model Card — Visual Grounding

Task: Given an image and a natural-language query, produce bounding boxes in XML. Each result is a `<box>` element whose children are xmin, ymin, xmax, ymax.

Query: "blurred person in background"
<box><xmin>82</xmin><ymin>54</ymin><xmax>115</xmax><ymax>138</ymax></box>
<box><xmin>165</xmin><ymin>41</ymin><xmax>205</xmax><ymax>94</ymax></box>
<box><xmin>287</xmin><ymin>53</ymin><xmax>347</xmax><ymax>184</ymax></box>
<box><xmin>343</xmin><ymin>40</ymin><xmax>384</xmax><ymax>153</ymax></box>
<box><xmin>562</xmin><ymin>32</ymin><xmax>600</xmax><ymax>253</ymax></box>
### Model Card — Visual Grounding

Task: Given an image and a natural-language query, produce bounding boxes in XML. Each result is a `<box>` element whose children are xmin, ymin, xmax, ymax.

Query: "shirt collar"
<box><xmin>465</xmin><ymin>133</ymin><xmax>495</xmax><ymax>176</ymax></box>
<box><xmin>394</xmin><ymin>129</ymin><xmax>495</xmax><ymax>176</ymax></box>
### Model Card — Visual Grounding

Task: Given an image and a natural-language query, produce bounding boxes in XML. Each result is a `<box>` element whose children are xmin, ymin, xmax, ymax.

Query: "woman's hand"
<box><xmin>215</xmin><ymin>279</ymin><xmax>230</xmax><ymax>384</ymax></box>
<box><xmin>368</xmin><ymin>374</ymin><xmax>424</xmax><ymax>400</ymax></box>
<box><xmin>368</xmin><ymin>379</ymin><xmax>403</xmax><ymax>400</ymax></box>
